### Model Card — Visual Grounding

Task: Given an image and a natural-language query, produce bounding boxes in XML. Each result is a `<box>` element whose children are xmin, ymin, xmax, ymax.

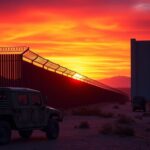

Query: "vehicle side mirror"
<box><xmin>45</xmin><ymin>96</ymin><xmax>48</xmax><ymax>105</ymax></box>
<box><xmin>41</xmin><ymin>105</ymin><xmax>45</xmax><ymax>109</ymax></box>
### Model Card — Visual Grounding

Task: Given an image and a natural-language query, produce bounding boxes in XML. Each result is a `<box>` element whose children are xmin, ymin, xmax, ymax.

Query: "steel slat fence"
<box><xmin>0</xmin><ymin>47</ymin><xmax>125</xmax><ymax>95</ymax></box>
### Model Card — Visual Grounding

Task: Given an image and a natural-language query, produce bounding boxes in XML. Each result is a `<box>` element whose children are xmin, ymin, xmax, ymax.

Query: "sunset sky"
<box><xmin>0</xmin><ymin>0</ymin><xmax>150</xmax><ymax>79</ymax></box>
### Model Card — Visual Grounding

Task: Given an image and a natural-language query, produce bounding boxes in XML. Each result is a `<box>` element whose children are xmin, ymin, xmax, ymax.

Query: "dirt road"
<box><xmin>1</xmin><ymin>103</ymin><xmax>150</xmax><ymax>150</ymax></box>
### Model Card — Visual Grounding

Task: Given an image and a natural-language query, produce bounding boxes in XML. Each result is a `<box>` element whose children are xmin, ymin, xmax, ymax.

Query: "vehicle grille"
<box><xmin>0</xmin><ymin>100</ymin><xmax>9</xmax><ymax>108</ymax></box>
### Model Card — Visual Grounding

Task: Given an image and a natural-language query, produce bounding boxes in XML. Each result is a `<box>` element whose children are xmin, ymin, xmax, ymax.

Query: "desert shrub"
<box><xmin>113</xmin><ymin>105</ymin><xmax>119</xmax><ymax>109</ymax></box>
<box><xmin>145</xmin><ymin>128</ymin><xmax>150</xmax><ymax>132</ymax></box>
<box><xmin>114</xmin><ymin>124</ymin><xmax>135</xmax><ymax>136</ymax></box>
<box><xmin>72</xmin><ymin>107</ymin><xmax>114</xmax><ymax>118</ymax></box>
<box><xmin>134</xmin><ymin>115</ymin><xmax>143</xmax><ymax>120</ymax></box>
<box><xmin>100</xmin><ymin>123</ymin><xmax>113</xmax><ymax>134</ymax></box>
<box><xmin>119</xmin><ymin>101</ymin><xmax>127</xmax><ymax>105</ymax></box>
<box><xmin>78</xmin><ymin>121</ymin><xmax>90</xmax><ymax>129</ymax></box>
<box><xmin>99</xmin><ymin>112</ymin><xmax>114</xmax><ymax>118</ymax></box>
<box><xmin>117</xmin><ymin>114</ymin><xmax>135</xmax><ymax>124</ymax></box>
<box><xmin>142</xmin><ymin>112</ymin><xmax>150</xmax><ymax>117</ymax></box>
<box><xmin>99</xmin><ymin>122</ymin><xmax>135</xmax><ymax>137</ymax></box>
<box><xmin>72</xmin><ymin>107</ymin><xmax>101</xmax><ymax>116</ymax></box>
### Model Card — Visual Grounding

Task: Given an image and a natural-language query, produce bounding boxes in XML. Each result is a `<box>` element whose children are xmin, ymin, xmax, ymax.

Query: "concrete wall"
<box><xmin>131</xmin><ymin>39</ymin><xmax>150</xmax><ymax>100</ymax></box>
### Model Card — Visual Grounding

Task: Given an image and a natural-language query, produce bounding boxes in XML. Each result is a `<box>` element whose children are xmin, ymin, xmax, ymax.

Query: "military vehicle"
<box><xmin>0</xmin><ymin>87</ymin><xmax>63</xmax><ymax>145</ymax></box>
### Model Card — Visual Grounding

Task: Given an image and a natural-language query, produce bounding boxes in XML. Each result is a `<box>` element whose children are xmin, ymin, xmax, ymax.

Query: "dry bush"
<box><xmin>119</xmin><ymin>101</ymin><xmax>127</xmax><ymax>105</ymax></box>
<box><xmin>142</xmin><ymin>112</ymin><xmax>150</xmax><ymax>117</ymax></box>
<box><xmin>145</xmin><ymin>128</ymin><xmax>150</xmax><ymax>132</ymax></box>
<box><xmin>117</xmin><ymin>114</ymin><xmax>135</xmax><ymax>124</ymax></box>
<box><xmin>77</xmin><ymin>121</ymin><xmax>90</xmax><ymax>129</ymax></box>
<box><xmin>99</xmin><ymin>122</ymin><xmax>135</xmax><ymax>137</ymax></box>
<box><xmin>134</xmin><ymin>115</ymin><xmax>143</xmax><ymax>120</ymax></box>
<box><xmin>99</xmin><ymin>112</ymin><xmax>114</xmax><ymax>118</ymax></box>
<box><xmin>100</xmin><ymin>123</ymin><xmax>113</xmax><ymax>134</ymax></box>
<box><xmin>72</xmin><ymin>107</ymin><xmax>101</xmax><ymax>116</ymax></box>
<box><xmin>113</xmin><ymin>105</ymin><xmax>119</xmax><ymax>109</ymax></box>
<box><xmin>114</xmin><ymin>124</ymin><xmax>135</xmax><ymax>136</ymax></box>
<box><xmin>72</xmin><ymin>107</ymin><xmax>114</xmax><ymax>118</ymax></box>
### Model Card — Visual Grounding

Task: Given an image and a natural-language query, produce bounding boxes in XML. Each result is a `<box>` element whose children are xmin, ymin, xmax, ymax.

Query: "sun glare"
<box><xmin>73</xmin><ymin>73</ymin><xmax>83</xmax><ymax>80</ymax></box>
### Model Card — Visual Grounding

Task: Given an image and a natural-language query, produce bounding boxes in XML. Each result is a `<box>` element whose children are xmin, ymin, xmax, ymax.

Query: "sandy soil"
<box><xmin>1</xmin><ymin>102</ymin><xmax>150</xmax><ymax>150</ymax></box>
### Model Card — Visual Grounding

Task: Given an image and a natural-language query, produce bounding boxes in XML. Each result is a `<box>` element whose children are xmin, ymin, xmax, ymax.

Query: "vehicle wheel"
<box><xmin>46</xmin><ymin>119</ymin><xmax>59</xmax><ymax>140</ymax></box>
<box><xmin>19</xmin><ymin>130</ymin><xmax>32</xmax><ymax>139</ymax></box>
<box><xmin>132</xmin><ymin>107</ymin><xmax>136</xmax><ymax>112</ymax></box>
<box><xmin>0</xmin><ymin>121</ymin><xmax>11</xmax><ymax>145</ymax></box>
<box><xmin>143</xmin><ymin>107</ymin><xmax>146</xmax><ymax>112</ymax></box>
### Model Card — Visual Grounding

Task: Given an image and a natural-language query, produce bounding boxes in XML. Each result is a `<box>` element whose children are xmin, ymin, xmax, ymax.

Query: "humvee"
<box><xmin>0</xmin><ymin>87</ymin><xmax>63</xmax><ymax>145</ymax></box>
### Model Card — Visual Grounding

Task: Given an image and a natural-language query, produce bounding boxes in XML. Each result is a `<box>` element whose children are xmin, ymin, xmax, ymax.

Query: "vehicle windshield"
<box><xmin>31</xmin><ymin>94</ymin><xmax>42</xmax><ymax>106</ymax></box>
<box><xmin>0</xmin><ymin>91</ymin><xmax>7</xmax><ymax>100</ymax></box>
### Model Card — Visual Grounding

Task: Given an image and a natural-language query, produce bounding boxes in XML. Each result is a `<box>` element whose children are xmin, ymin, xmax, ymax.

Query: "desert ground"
<box><xmin>1</xmin><ymin>102</ymin><xmax>150</xmax><ymax>150</ymax></box>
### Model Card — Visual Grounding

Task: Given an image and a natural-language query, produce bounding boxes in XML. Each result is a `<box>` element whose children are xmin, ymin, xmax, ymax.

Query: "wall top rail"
<box><xmin>0</xmin><ymin>47</ymin><xmax>29</xmax><ymax>54</ymax></box>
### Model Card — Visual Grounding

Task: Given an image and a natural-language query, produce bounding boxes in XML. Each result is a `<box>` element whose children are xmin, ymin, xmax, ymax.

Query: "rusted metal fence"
<box><xmin>0</xmin><ymin>47</ymin><xmax>124</xmax><ymax>94</ymax></box>
<box><xmin>0</xmin><ymin>47</ymin><xmax>27</xmax><ymax>86</ymax></box>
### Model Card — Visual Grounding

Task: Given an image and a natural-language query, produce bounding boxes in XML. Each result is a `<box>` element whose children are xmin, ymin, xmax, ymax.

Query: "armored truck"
<box><xmin>0</xmin><ymin>87</ymin><xmax>63</xmax><ymax>145</ymax></box>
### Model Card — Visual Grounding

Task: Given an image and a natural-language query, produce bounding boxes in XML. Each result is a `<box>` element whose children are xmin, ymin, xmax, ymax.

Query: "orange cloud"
<box><xmin>0</xmin><ymin>0</ymin><xmax>150</xmax><ymax>79</ymax></box>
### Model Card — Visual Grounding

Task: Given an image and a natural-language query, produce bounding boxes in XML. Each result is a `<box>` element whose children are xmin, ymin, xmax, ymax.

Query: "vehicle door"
<box><xmin>0</xmin><ymin>90</ymin><xmax>9</xmax><ymax>110</ymax></box>
<box><xmin>13</xmin><ymin>92</ymin><xmax>32</xmax><ymax>128</ymax></box>
<box><xmin>30</xmin><ymin>94</ymin><xmax>46</xmax><ymax>126</ymax></box>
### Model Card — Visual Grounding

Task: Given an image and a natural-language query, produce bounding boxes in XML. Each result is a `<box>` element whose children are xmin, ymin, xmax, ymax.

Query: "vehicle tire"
<box><xmin>19</xmin><ymin>130</ymin><xmax>32</xmax><ymax>139</ymax></box>
<box><xmin>0</xmin><ymin>121</ymin><xmax>11</xmax><ymax>145</ymax></box>
<box><xmin>143</xmin><ymin>106</ymin><xmax>146</xmax><ymax>112</ymax></box>
<box><xmin>132</xmin><ymin>107</ymin><xmax>136</xmax><ymax>112</ymax></box>
<box><xmin>46</xmin><ymin>119</ymin><xmax>59</xmax><ymax>140</ymax></box>
<box><xmin>132</xmin><ymin>96</ymin><xmax>146</xmax><ymax>112</ymax></box>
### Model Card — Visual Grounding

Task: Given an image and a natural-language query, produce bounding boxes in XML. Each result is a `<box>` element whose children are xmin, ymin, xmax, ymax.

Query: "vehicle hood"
<box><xmin>46</xmin><ymin>106</ymin><xmax>59</xmax><ymax>111</ymax></box>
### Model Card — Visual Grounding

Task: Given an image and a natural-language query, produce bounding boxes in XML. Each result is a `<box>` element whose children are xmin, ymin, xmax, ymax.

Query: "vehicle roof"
<box><xmin>0</xmin><ymin>87</ymin><xmax>40</xmax><ymax>93</ymax></box>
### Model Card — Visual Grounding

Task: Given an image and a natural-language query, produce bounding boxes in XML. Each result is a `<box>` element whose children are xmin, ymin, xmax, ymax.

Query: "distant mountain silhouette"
<box><xmin>118</xmin><ymin>88</ymin><xmax>130</xmax><ymax>97</ymax></box>
<box><xmin>99</xmin><ymin>76</ymin><xmax>130</xmax><ymax>88</ymax></box>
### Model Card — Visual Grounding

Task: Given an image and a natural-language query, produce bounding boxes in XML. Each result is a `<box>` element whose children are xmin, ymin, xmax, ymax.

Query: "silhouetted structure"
<box><xmin>131</xmin><ymin>39</ymin><xmax>150</xmax><ymax>111</ymax></box>
<box><xmin>0</xmin><ymin>47</ymin><xmax>128</xmax><ymax>109</ymax></box>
